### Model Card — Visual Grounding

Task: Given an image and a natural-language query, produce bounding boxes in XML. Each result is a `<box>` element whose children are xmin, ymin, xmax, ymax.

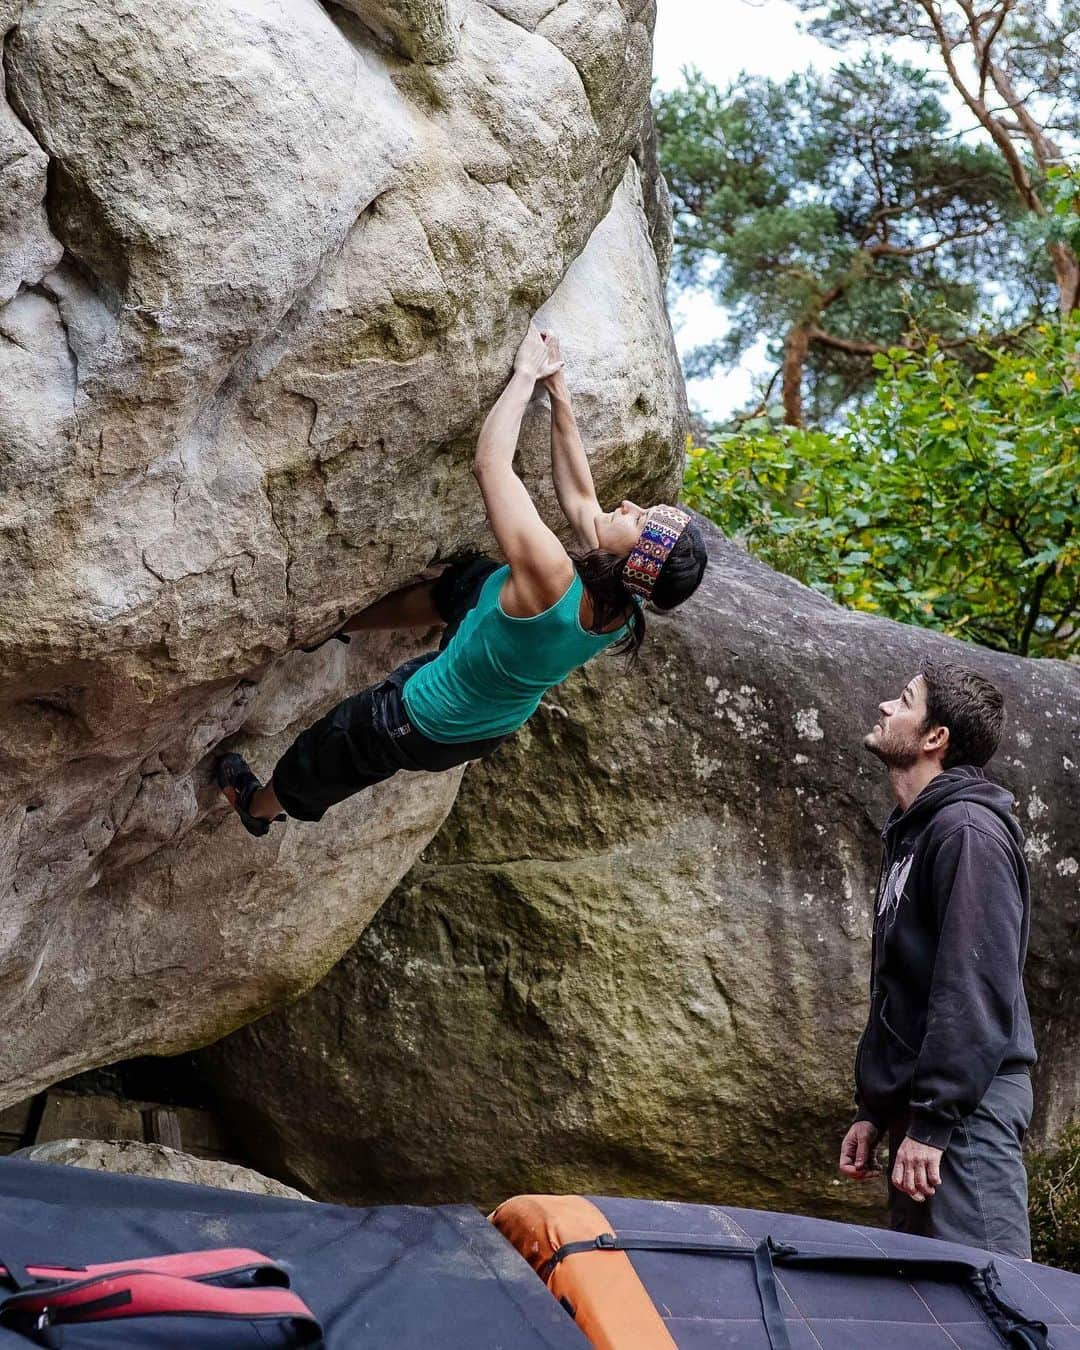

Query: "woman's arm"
<box><xmin>542</xmin><ymin>338</ymin><xmax>602</xmax><ymax>550</ymax></box>
<box><xmin>472</xmin><ymin>325</ymin><xmax>574</xmax><ymax>615</ymax></box>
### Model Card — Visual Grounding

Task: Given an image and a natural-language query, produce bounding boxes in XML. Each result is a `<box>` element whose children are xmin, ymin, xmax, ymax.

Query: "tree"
<box><xmin>656</xmin><ymin>57</ymin><xmax>1042</xmax><ymax>426</ymax></box>
<box><xmin>683</xmin><ymin>320</ymin><xmax>1080</xmax><ymax>658</ymax></box>
<box><xmin>793</xmin><ymin>0</ymin><xmax>1080</xmax><ymax>314</ymax></box>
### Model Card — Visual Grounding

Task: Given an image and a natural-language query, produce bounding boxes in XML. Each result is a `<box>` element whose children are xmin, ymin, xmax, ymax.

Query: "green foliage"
<box><xmin>1047</xmin><ymin>165</ymin><xmax>1080</xmax><ymax>257</ymax></box>
<box><xmin>656</xmin><ymin>57</ymin><xmax>1047</xmax><ymax>421</ymax></box>
<box><xmin>1028</xmin><ymin>1122</ymin><xmax>1080</xmax><ymax>1272</ymax></box>
<box><xmin>684</xmin><ymin>322</ymin><xmax>1080</xmax><ymax>657</ymax></box>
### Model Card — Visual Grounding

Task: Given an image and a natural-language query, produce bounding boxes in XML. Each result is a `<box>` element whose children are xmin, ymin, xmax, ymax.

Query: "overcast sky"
<box><xmin>653</xmin><ymin>0</ymin><xmax>839</xmax><ymax>94</ymax></box>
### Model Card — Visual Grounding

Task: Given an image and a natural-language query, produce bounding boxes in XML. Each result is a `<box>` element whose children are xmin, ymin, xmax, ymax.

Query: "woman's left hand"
<box><xmin>514</xmin><ymin>322</ymin><xmax>564</xmax><ymax>381</ymax></box>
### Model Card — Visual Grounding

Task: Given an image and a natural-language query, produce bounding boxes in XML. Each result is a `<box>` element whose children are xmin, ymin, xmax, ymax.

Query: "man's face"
<box><xmin>864</xmin><ymin>674</ymin><xmax>935</xmax><ymax>768</ymax></box>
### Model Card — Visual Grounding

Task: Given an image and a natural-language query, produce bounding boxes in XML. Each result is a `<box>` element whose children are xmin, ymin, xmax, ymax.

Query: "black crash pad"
<box><xmin>0</xmin><ymin>1157</ymin><xmax>587</xmax><ymax>1348</ymax></box>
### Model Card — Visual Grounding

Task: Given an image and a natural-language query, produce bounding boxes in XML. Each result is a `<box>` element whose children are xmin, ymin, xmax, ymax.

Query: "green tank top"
<box><xmin>402</xmin><ymin>566</ymin><xmax>630</xmax><ymax>743</ymax></box>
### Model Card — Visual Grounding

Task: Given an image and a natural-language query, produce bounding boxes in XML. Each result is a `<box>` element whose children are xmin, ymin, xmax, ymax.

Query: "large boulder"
<box><xmin>1</xmin><ymin>0</ymin><xmax>660</xmax><ymax>666</ymax></box>
<box><xmin>0</xmin><ymin>0</ymin><xmax>683</xmax><ymax>1102</ymax></box>
<box><xmin>0</xmin><ymin>40</ymin><xmax>61</xmax><ymax>305</ymax></box>
<box><xmin>17</xmin><ymin>1138</ymin><xmax>309</xmax><ymax>1199</ymax></box>
<box><xmin>200</xmin><ymin>518</ymin><xmax>1080</xmax><ymax>1217</ymax></box>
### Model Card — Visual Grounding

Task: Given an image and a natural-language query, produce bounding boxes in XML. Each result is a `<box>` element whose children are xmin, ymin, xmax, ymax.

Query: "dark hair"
<box><xmin>572</xmin><ymin>517</ymin><xmax>709</xmax><ymax>659</ymax></box>
<box><xmin>919</xmin><ymin>658</ymin><xmax>1005</xmax><ymax>768</ymax></box>
<box><xmin>651</xmin><ymin>520</ymin><xmax>708</xmax><ymax>611</ymax></box>
<box><xmin>573</xmin><ymin>548</ymin><xmax>645</xmax><ymax>657</ymax></box>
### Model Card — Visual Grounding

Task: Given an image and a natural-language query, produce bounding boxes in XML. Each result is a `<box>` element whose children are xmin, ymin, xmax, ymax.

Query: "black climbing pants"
<box><xmin>271</xmin><ymin>556</ymin><xmax>507</xmax><ymax>822</ymax></box>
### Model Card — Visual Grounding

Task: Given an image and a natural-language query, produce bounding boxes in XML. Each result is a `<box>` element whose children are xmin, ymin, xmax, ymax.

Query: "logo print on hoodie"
<box><xmin>877</xmin><ymin>852</ymin><xmax>914</xmax><ymax>927</ymax></box>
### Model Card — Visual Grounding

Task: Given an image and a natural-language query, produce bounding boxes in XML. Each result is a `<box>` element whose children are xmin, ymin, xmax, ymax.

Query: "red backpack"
<box><xmin>0</xmin><ymin>1247</ymin><xmax>323</xmax><ymax>1346</ymax></box>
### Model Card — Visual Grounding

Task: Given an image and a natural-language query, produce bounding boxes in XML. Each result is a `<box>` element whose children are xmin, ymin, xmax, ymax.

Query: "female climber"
<box><xmin>217</xmin><ymin>324</ymin><xmax>708</xmax><ymax>834</ymax></box>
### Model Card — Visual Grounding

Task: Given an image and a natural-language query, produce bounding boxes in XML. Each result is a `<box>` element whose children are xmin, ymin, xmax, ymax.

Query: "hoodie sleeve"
<box><xmin>906</xmin><ymin>822</ymin><xmax>1025</xmax><ymax>1151</ymax></box>
<box><xmin>852</xmin><ymin>1102</ymin><xmax>887</xmax><ymax>1131</ymax></box>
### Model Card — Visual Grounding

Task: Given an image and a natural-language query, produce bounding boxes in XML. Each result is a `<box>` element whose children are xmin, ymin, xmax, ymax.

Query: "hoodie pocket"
<box><xmin>879</xmin><ymin>995</ymin><xmax>920</xmax><ymax>1059</ymax></box>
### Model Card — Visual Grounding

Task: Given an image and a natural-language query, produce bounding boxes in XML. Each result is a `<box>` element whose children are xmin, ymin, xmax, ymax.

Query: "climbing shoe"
<box><xmin>216</xmin><ymin>753</ymin><xmax>286</xmax><ymax>838</ymax></box>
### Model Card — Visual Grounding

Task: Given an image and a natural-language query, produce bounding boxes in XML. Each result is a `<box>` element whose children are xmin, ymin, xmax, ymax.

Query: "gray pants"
<box><xmin>888</xmin><ymin>1072</ymin><xmax>1033</xmax><ymax>1258</ymax></box>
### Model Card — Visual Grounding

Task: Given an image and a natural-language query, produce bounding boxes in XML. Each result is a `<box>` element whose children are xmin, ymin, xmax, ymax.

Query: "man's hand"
<box><xmin>838</xmin><ymin>1121</ymin><xmax>882</xmax><ymax>1180</ymax></box>
<box><xmin>891</xmin><ymin>1136</ymin><xmax>943</xmax><ymax>1202</ymax></box>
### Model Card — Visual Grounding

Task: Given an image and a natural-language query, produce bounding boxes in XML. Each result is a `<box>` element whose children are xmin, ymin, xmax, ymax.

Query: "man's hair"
<box><xmin>919</xmin><ymin>658</ymin><xmax>1005</xmax><ymax>769</ymax></box>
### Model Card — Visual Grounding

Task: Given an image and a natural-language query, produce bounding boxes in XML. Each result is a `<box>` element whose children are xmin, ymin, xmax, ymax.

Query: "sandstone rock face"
<box><xmin>201</xmin><ymin>519</ymin><xmax>1080</xmax><ymax>1217</ymax></box>
<box><xmin>337</xmin><ymin>0</ymin><xmax>460</xmax><ymax>64</ymax></box>
<box><xmin>17</xmin><ymin>1138</ymin><xmax>310</xmax><ymax>1199</ymax></box>
<box><xmin>0</xmin><ymin>47</ymin><xmax>60</xmax><ymax>305</ymax></box>
<box><xmin>0</xmin><ymin>627</ymin><xmax>470</xmax><ymax>1104</ymax></box>
<box><xmin>0</xmin><ymin>0</ymin><xmax>683</xmax><ymax>1101</ymax></box>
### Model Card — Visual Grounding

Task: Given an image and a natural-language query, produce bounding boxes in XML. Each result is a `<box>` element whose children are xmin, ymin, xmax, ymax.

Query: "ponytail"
<box><xmin>571</xmin><ymin>550</ymin><xmax>644</xmax><ymax>659</ymax></box>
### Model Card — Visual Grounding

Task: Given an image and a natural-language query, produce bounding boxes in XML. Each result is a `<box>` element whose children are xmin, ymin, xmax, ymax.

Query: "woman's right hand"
<box><xmin>514</xmin><ymin>322</ymin><xmax>563</xmax><ymax>381</ymax></box>
<box><xmin>540</xmin><ymin>333</ymin><xmax>565</xmax><ymax>390</ymax></box>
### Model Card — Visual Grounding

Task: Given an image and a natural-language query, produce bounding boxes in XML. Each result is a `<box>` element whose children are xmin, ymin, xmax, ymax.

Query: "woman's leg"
<box><xmin>219</xmin><ymin>679</ymin><xmax>404</xmax><ymax>833</ymax></box>
<box><xmin>247</xmin><ymin>780</ymin><xmax>284</xmax><ymax>821</ymax></box>
<box><xmin>221</xmin><ymin>562</ymin><xmax>495</xmax><ymax>831</ymax></box>
<box><xmin>342</xmin><ymin>557</ymin><xmax>498</xmax><ymax>640</ymax></box>
<box><xmin>341</xmin><ymin>579</ymin><xmax>441</xmax><ymax>634</ymax></box>
<box><xmin>216</xmin><ymin>753</ymin><xmax>288</xmax><ymax>835</ymax></box>
<box><xmin>218</xmin><ymin>773</ymin><xmax>282</xmax><ymax>823</ymax></box>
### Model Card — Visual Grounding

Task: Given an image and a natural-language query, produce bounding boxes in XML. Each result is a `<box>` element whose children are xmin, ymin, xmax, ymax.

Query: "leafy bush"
<box><xmin>684</xmin><ymin>321</ymin><xmax>1080</xmax><ymax>657</ymax></box>
<box><xmin>1028</xmin><ymin>1121</ymin><xmax>1080</xmax><ymax>1272</ymax></box>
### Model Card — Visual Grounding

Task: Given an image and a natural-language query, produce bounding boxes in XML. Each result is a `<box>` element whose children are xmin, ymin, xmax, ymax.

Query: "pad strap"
<box><xmin>538</xmin><ymin>1231</ymin><xmax>1050</xmax><ymax>1350</ymax></box>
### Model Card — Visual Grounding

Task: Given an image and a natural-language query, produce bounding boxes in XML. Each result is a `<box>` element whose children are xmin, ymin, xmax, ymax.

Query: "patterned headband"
<box><xmin>623</xmin><ymin>504</ymin><xmax>692</xmax><ymax>601</ymax></box>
